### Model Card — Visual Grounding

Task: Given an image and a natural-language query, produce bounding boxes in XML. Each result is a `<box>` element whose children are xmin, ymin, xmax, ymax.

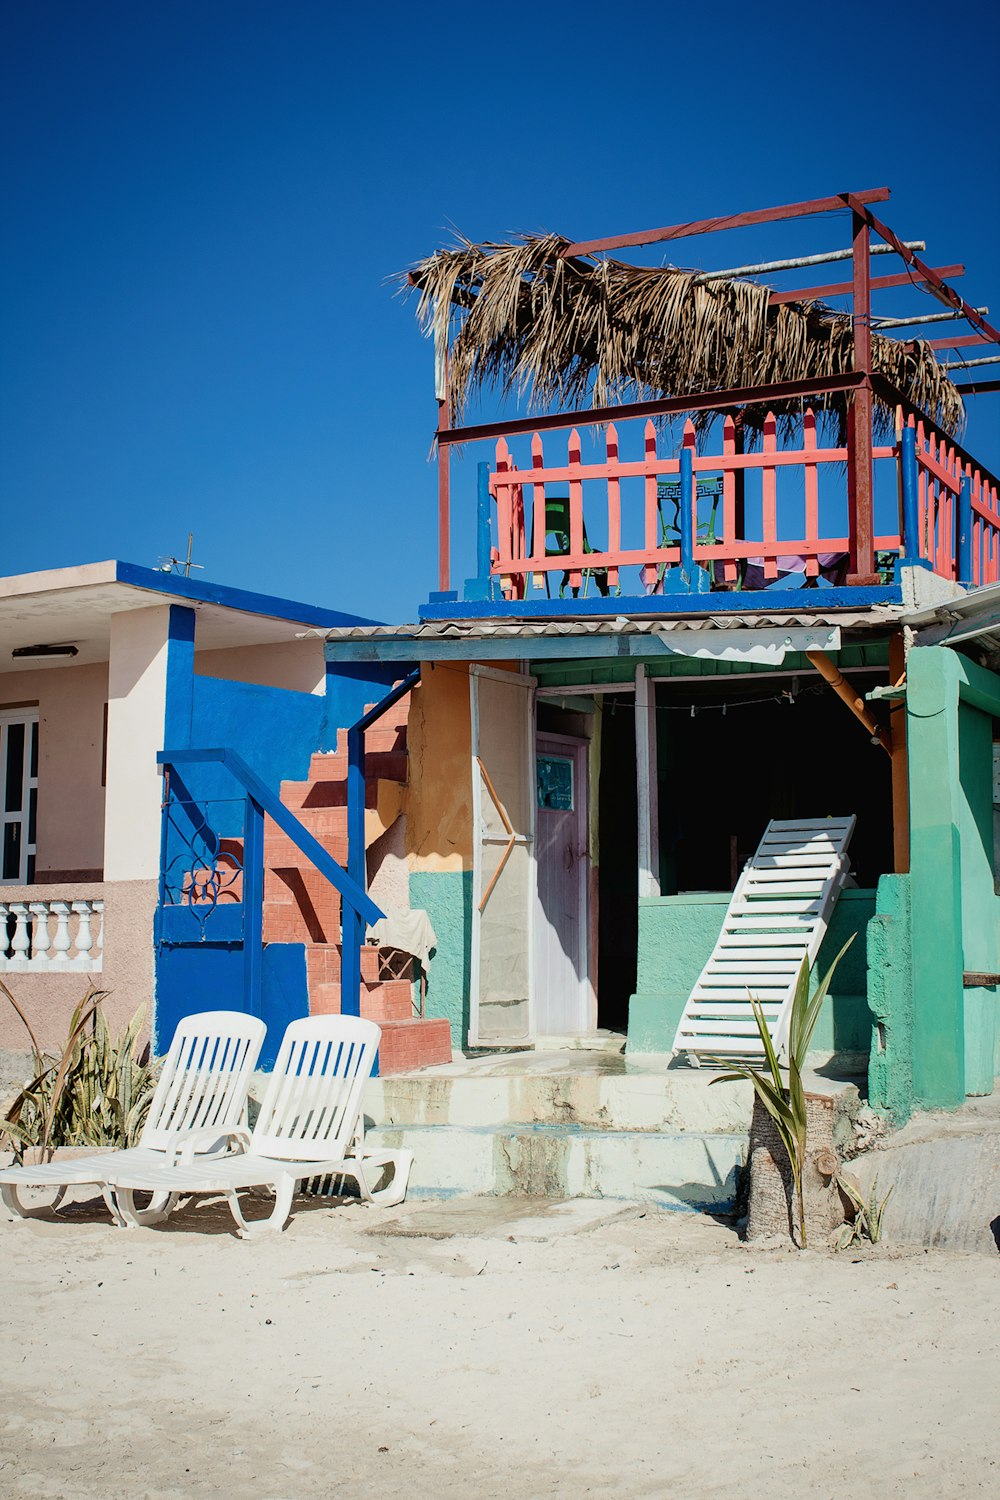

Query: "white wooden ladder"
<box><xmin>671</xmin><ymin>816</ymin><xmax>856</xmax><ymax>1066</ymax></box>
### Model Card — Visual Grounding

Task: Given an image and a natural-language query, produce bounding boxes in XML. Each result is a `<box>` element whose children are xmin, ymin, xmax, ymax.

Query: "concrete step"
<box><xmin>361</xmin><ymin>1120</ymin><xmax>745</xmax><ymax>1209</ymax></box>
<box><xmin>366</xmin><ymin>1055</ymin><xmax>754</xmax><ymax>1133</ymax></box>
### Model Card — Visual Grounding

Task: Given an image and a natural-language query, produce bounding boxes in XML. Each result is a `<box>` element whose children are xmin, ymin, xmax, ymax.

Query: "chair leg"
<box><xmin>226</xmin><ymin>1177</ymin><xmax>295</xmax><ymax>1238</ymax></box>
<box><xmin>112</xmin><ymin>1189</ymin><xmax>180</xmax><ymax>1229</ymax></box>
<box><xmin>342</xmin><ymin>1149</ymin><xmax>414</xmax><ymax>1208</ymax></box>
<box><xmin>2</xmin><ymin>1182</ymin><xmax>67</xmax><ymax>1221</ymax></box>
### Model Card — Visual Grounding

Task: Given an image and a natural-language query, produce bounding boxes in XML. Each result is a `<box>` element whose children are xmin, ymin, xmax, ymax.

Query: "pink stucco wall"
<box><xmin>0</xmin><ymin>662</ymin><xmax>108</xmax><ymax>879</ymax></box>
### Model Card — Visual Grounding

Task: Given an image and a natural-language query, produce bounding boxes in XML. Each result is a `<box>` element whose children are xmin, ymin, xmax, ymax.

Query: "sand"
<box><xmin>2</xmin><ymin>1189</ymin><xmax>998</xmax><ymax>1499</ymax></box>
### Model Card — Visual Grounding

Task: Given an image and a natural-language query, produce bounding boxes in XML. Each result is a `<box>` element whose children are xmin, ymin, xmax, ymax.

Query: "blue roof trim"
<box><xmin>115</xmin><ymin>561</ymin><xmax>382</xmax><ymax>629</ymax></box>
<box><xmin>417</xmin><ymin>585</ymin><xmax>901</xmax><ymax>622</ymax></box>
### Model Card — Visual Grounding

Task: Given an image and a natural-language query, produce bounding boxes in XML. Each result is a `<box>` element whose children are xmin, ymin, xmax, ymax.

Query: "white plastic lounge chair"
<box><xmin>672</xmin><ymin>816</ymin><xmax>856</xmax><ymax>1066</ymax></box>
<box><xmin>0</xmin><ymin>1010</ymin><xmax>265</xmax><ymax>1226</ymax></box>
<box><xmin>105</xmin><ymin>1014</ymin><xmax>413</xmax><ymax>1236</ymax></box>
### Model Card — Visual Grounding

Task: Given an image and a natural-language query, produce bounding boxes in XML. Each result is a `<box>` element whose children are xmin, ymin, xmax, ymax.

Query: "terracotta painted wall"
<box><xmin>0</xmin><ymin>662</ymin><xmax>108</xmax><ymax>878</ymax></box>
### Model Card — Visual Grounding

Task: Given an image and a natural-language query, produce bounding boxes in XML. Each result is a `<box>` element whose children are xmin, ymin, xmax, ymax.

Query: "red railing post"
<box><xmin>803</xmin><ymin>408</ymin><xmax>819</xmax><ymax>578</ymax></box>
<box><xmin>606</xmin><ymin>424</ymin><xmax>620</xmax><ymax>591</ymax></box>
<box><xmin>722</xmin><ymin>415</ymin><xmax>737</xmax><ymax>585</ymax></box>
<box><xmin>567</xmin><ymin>428</ymin><xmax>584</xmax><ymax>591</ymax></box>
<box><xmin>848</xmin><ymin>209</ymin><xmax>877</xmax><ymax>583</ymax></box>
<box><xmin>762</xmin><ymin>411</ymin><xmax>778</xmax><ymax>579</ymax></box>
<box><xmin>531</xmin><ymin>432</ymin><xmax>546</xmax><ymax>591</ymax></box>
<box><xmin>642</xmin><ymin>420</ymin><xmax>658</xmax><ymax>591</ymax></box>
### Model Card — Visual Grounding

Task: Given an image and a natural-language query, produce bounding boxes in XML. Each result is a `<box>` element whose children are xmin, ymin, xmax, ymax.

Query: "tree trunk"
<box><xmin>745</xmin><ymin>1091</ymin><xmax>844</xmax><ymax>1246</ymax></box>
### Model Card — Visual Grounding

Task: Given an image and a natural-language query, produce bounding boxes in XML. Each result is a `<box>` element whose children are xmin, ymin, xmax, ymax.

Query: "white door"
<box><xmin>0</xmin><ymin>711</ymin><xmax>38</xmax><ymax>884</ymax></box>
<box><xmin>533</xmin><ymin>734</ymin><xmax>589</xmax><ymax>1034</ymax></box>
<box><xmin>470</xmin><ymin>666</ymin><xmax>535</xmax><ymax>1046</ymax></box>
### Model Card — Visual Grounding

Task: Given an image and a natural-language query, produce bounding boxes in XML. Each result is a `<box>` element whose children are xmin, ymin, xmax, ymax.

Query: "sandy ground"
<box><xmin>2</xmin><ymin>1188</ymin><xmax>998</xmax><ymax>1500</ymax></box>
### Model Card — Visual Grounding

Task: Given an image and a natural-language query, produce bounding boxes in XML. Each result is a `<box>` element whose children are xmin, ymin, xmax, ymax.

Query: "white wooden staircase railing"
<box><xmin>672</xmin><ymin>816</ymin><xmax>856</xmax><ymax>1065</ymax></box>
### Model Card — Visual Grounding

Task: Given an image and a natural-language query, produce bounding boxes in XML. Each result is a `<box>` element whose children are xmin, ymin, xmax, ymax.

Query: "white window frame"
<box><xmin>0</xmin><ymin>709</ymin><xmax>38</xmax><ymax>885</ymax></box>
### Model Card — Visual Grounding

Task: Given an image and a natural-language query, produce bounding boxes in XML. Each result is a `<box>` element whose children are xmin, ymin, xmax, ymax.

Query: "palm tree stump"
<box><xmin>745</xmin><ymin>1091</ymin><xmax>844</xmax><ymax>1246</ymax></box>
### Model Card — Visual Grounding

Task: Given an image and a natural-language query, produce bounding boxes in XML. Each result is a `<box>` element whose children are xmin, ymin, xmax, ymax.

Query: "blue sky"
<box><xmin>2</xmin><ymin>0</ymin><xmax>997</xmax><ymax>619</ymax></box>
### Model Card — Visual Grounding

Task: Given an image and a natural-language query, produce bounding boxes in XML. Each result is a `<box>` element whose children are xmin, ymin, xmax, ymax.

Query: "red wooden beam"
<box><xmin>848</xmin><ymin>211</ymin><xmax>876</xmax><ymax>584</ymax></box>
<box><xmin>560</xmin><ymin>188</ymin><xmax>891</xmax><ymax>259</ymax></box>
<box><xmin>925</xmin><ymin>333</ymin><xmax>994</xmax><ymax>351</ymax></box>
<box><xmin>953</xmin><ymin>379</ymin><xmax>1000</xmax><ymax>395</ymax></box>
<box><xmin>840</xmin><ymin>194</ymin><xmax>1000</xmax><ymax>350</ymax></box>
<box><xmin>872</xmin><ymin>375</ymin><xmax>1000</xmax><ymax>489</ymax></box>
<box><xmin>769</xmin><ymin>263</ymin><xmax>965</xmax><ymax>306</ymax></box>
<box><xmin>437</xmin><ymin>372</ymin><xmax>869</xmax><ymax>448</ymax></box>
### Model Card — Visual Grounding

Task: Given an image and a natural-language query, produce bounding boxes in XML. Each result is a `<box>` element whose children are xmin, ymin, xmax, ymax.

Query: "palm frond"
<box><xmin>402</xmin><ymin>232</ymin><xmax>963</xmax><ymax>441</ymax></box>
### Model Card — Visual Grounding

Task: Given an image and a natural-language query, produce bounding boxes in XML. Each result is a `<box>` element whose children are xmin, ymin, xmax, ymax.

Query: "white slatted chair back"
<box><xmin>673</xmin><ymin>816</ymin><xmax>856</xmax><ymax>1064</ymax></box>
<box><xmin>140</xmin><ymin>1011</ymin><xmax>267</xmax><ymax>1151</ymax></box>
<box><xmin>249</xmin><ymin>1015</ymin><xmax>380</xmax><ymax>1163</ymax></box>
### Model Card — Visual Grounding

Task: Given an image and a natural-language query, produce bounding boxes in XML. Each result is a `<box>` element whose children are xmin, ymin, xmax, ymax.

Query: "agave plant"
<box><xmin>836</xmin><ymin>1172</ymin><xmax>894</xmax><ymax>1249</ymax></box>
<box><xmin>0</xmin><ymin>978</ymin><xmax>156</xmax><ymax>1165</ymax></box>
<box><xmin>710</xmin><ymin>937</ymin><xmax>853</xmax><ymax>1248</ymax></box>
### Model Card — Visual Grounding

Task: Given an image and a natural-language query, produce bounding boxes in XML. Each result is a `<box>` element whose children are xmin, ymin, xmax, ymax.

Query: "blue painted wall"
<box><xmin>155</xmin><ymin>941</ymin><xmax>309</xmax><ymax>1067</ymax></box>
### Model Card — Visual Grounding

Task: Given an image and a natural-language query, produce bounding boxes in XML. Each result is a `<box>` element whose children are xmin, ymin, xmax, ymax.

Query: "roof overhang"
<box><xmin>902</xmin><ymin>580</ymin><xmax>1000</xmax><ymax>663</ymax></box>
<box><xmin>321</xmin><ymin>608</ymin><xmax>901</xmax><ymax>667</ymax></box>
<box><xmin>0</xmin><ymin>561</ymin><xmax>380</xmax><ymax>673</ymax></box>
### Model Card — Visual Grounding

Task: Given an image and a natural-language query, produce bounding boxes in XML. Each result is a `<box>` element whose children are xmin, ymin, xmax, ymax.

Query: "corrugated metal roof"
<box><xmin>322</xmin><ymin>607</ymin><xmax>900</xmax><ymax>643</ymax></box>
<box><xmin>903</xmin><ymin>582</ymin><xmax>1000</xmax><ymax>661</ymax></box>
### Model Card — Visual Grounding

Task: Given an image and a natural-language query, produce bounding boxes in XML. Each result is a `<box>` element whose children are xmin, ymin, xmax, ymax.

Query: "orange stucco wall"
<box><xmin>404</xmin><ymin>663</ymin><xmax>474</xmax><ymax>872</ymax></box>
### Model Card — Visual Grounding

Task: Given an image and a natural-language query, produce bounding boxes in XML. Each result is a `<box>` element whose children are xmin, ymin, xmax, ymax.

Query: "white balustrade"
<box><xmin>0</xmin><ymin>897</ymin><xmax>105</xmax><ymax>971</ymax></box>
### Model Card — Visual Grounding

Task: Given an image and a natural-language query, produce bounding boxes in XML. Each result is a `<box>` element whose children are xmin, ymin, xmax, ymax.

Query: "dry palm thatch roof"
<box><xmin>404</xmin><ymin>232</ymin><xmax>964</xmax><ymax>441</ymax></box>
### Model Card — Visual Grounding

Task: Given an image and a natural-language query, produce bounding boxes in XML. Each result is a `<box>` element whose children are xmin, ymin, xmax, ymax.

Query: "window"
<box><xmin>0</xmin><ymin>711</ymin><xmax>38</xmax><ymax>883</ymax></box>
<box><xmin>537</xmin><ymin>754</ymin><xmax>574</xmax><ymax>811</ymax></box>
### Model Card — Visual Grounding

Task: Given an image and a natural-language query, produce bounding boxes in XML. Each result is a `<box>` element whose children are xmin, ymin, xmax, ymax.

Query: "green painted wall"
<box><xmin>409</xmin><ymin>870</ymin><xmax>473</xmax><ymax>1047</ymax></box>
<box><xmin>866</xmin><ymin>874</ymin><xmax>913</xmax><ymax>1124</ymax></box>
<box><xmin>627</xmin><ymin>888</ymin><xmax>875</xmax><ymax>1059</ymax></box>
<box><xmin>957</xmin><ymin>697</ymin><xmax>1000</xmax><ymax>1095</ymax></box>
<box><xmin>906</xmin><ymin>647</ymin><xmax>1000</xmax><ymax>1108</ymax></box>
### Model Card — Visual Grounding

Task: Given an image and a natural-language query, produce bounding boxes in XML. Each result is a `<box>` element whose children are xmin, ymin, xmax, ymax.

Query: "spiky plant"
<box><xmin>0</xmin><ymin>979</ymin><xmax>156</xmax><ymax>1164</ymax></box>
<box><xmin>710</xmin><ymin>938</ymin><xmax>853</xmax><ymax>1248</ymax></box>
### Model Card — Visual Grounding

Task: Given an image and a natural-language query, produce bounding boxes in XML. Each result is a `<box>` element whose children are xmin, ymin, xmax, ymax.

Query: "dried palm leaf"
<box><xmin>402</xmin><ymin>232</ymin><xmax>963</xmax><ymax>442</ymax></box>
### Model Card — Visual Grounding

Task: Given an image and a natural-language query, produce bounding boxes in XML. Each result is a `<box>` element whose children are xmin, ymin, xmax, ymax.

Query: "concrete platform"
<box><xmin>848</xmin><ymin>1093</ymin><xmax>1000</xmax><ymax>1255</ymax></box>
<box><xmin>362</xmin><ymin>1051</ymin><xmax>862</xmax><ymax>1209</ymax></box>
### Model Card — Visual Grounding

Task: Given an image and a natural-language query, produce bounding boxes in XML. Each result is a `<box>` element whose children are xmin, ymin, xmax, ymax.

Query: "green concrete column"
<box><xmin>906</xmin><ymin>647</ymin><xmax>965</xmax><ymax>1107</ymax></box>
<box><xmin>956</xmin><ymin>674</ymin><xmax>999</xmax><ymax>1096</ymax></box>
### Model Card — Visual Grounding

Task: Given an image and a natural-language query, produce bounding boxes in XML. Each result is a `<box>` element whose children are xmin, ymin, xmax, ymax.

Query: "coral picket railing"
<box><xmin>490</xmin><ymin>410</ymin><xmax>901</xmax><ymax>599</ymax></box>
<box><xmin>904</xmin><ymin>413</ymin><xmax>1000</xmax><ymax>587</ymax></box>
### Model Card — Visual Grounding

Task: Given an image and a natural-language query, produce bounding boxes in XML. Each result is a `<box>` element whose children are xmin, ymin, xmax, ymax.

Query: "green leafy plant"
<box><xmin>835</xmin><ymin>1172</ymin><xmax>894</xmax><ymax>1249</ymax></box>
<box><xmin>709</xmin><ymin>937</ymin><xmax>853</xmax><ymax>1248</ymax></box>
<box><xmin>0</xmin><ymin>978</ymin><xmax>156</xmax><ymax>1165</ymax></box>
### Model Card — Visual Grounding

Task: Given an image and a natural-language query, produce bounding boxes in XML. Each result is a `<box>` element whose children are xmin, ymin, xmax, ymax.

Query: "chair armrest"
<box><xmin>165</xmin><ymin>1127</ymin><xmax>252</xmax><ymax>1166</ymax></box>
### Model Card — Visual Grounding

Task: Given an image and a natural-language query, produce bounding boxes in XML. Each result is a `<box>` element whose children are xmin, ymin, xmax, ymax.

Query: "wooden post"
<box><xmin>437</xmin><ymin>353</ymin><xmax>451</xmax><ymax>594</ymax></box>
<box><xmin>848</xmin><ymin>211</ymin><xmax>877</xmax><ymax>584</ymax></box>
<box><xmin>889</xmin><ymin>631</ymin><xmax>909</xmax><ymax>874</ymax></box>
<box><xmin>242</xmin><ymin>794</ymin><xmax>264</xmax><ymax>1018</ymax></box>
<box><xmin>343</xmin><ymin>724</ymin><xmax>366</xmax><ymax>1021</ymax></box>
<box><xmin>635</xmin><ymin>665</ymin><xmax>660</xmax><ymax>898</ymax></box>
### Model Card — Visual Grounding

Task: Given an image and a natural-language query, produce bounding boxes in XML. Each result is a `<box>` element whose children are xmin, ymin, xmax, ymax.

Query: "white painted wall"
<box><xmin>104</xmin><ymin>606</ymin><xmax>172</xmax><ymax>881</ymax></box>
<box><xmin>193</xmin><ymin>637</ymin><xmax>325</xmax><ymax>694</ymax></box>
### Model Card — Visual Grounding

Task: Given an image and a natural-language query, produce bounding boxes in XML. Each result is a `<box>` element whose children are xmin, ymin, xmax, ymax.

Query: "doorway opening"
<box><xmin>597</xmin><ymin>693</ymin><xmax>637</xmax><ymax>1033</ymax></box>
<box><xmin>656</xmin><ymin>676</ymin><xmax>893</xmax><ymax>894</ymax></box>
